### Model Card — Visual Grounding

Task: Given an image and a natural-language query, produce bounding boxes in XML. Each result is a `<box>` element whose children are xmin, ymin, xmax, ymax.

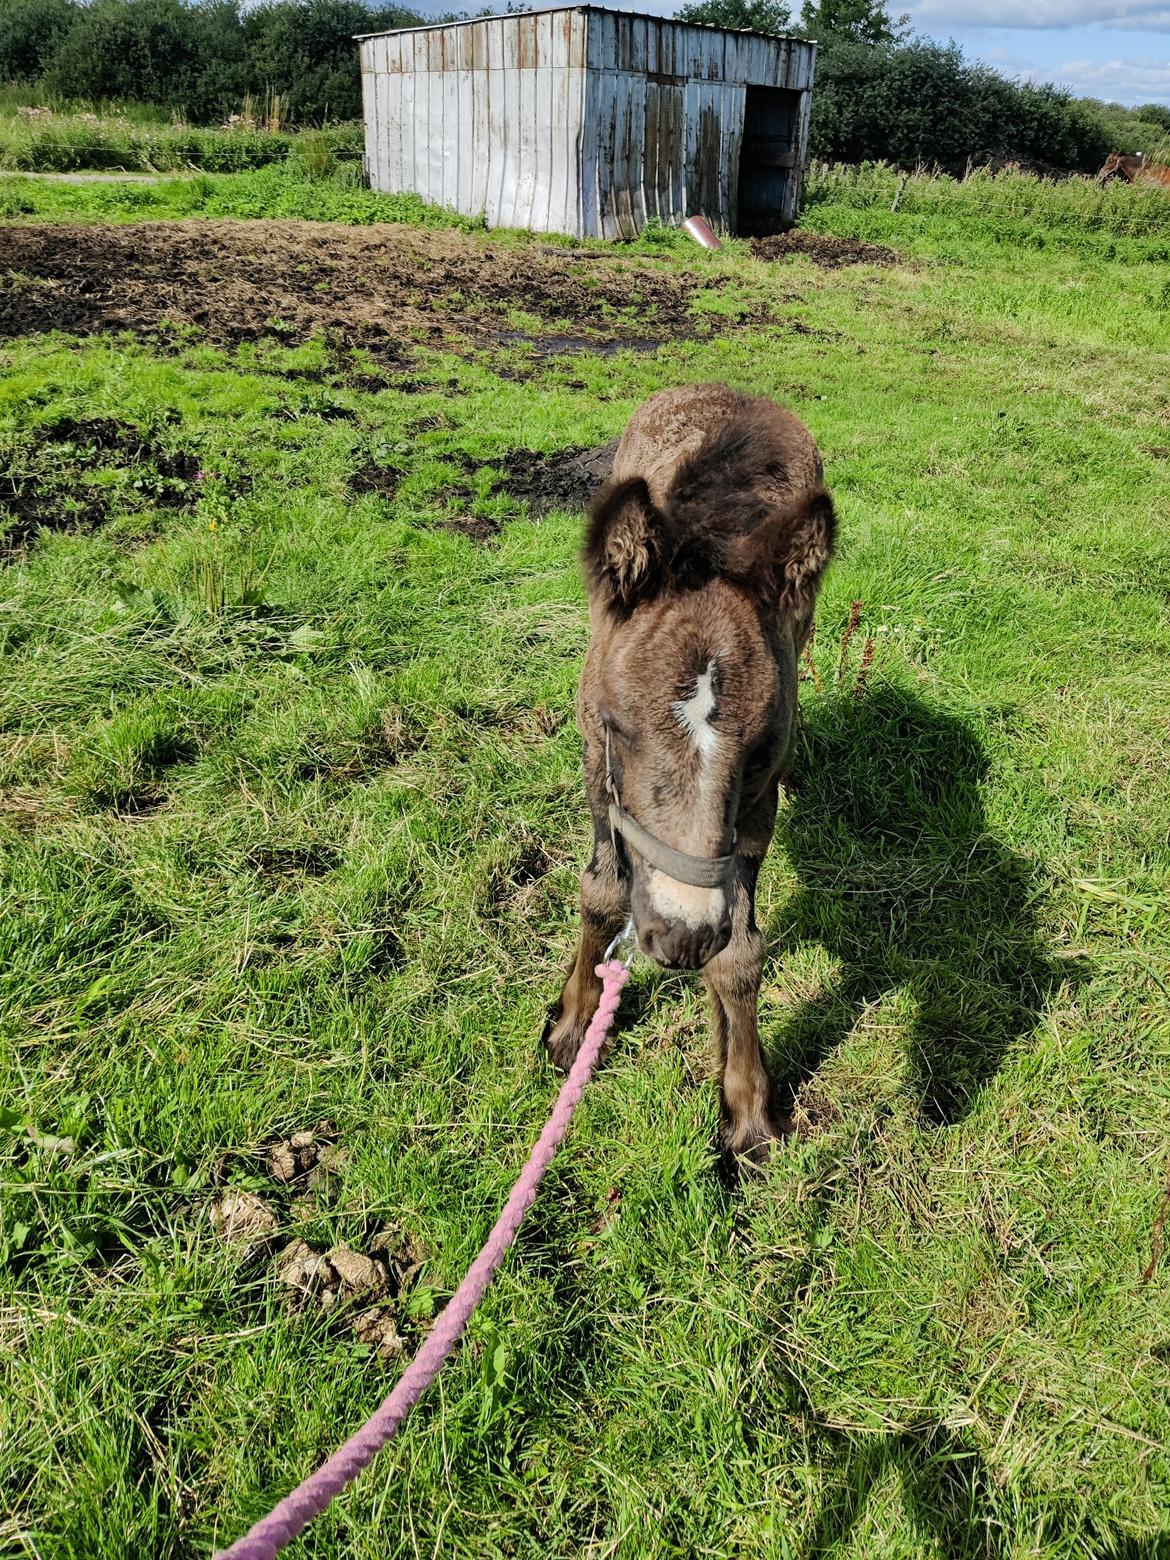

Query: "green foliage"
<box><xmin>2</xmin><ymin>0</ymin><xmax>426</xmax><ymax>127</ymax></box>
<box><xmin>676</xmin><ymin>0</ymin><xmax>792</xmax><ymax>33</ymax></box>
<box><xmin>0</xmin><ymin>162</ymin><xmax>483</xmax><ymax>222</ymax></box>
<box><xmin>809</xmin><ymin>36</ymin><xmax>1113</xmax><ymax>172</ymax></box>
<box><xmin>44</xmin><ymin>0</ymin><xmax>199</xmax><ymax>108</ymax></box>
<box><xmin>0</xmin><ymin>109</ymin><xmax>362</xmax><ymax>172</ymax></box>
<box><xmin>1079</xmin><ymin>96</ymin><xmax>1170</xmax><ymax>162</ymax></box>
<box><xmin>802</xmin><ymin>158</ymin><xmax>1170</xmax><ymax>244</ymax></box>
<box><xmin>801</xmin><ymin>0</ymin><xmax>910</xmax><ymax>46</ymax></box>
<box><xmin>242</xmin><ymin>0</ymin><xmax>417</xmax><ymax>124</ymax></box>
<box><xmin>0</xmin><ymin>0</ymin><xmax>75</xmax><ymax>81</ymax></box>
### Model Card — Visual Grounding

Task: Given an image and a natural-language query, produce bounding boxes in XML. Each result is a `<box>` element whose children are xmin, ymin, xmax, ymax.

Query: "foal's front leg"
<box><xmin>704</xmin><ymin>856</ymin><xmax>782</xmax><ymax>1166</ymax></box>
<box><xmin>544</xmin><ymin>828</ymin><xmax>630</xmax><ymax>1072</ymax></box>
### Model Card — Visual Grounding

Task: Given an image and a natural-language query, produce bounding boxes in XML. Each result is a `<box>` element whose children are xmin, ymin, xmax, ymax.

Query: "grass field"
<box><xmin>2</xmin><ymin>173</ymin><xmax>1170</xmax><ymax>1558</ymax></box>
<box><xmin>0</xmin><ymin>88</ymin><xmax>362</xmax><ymax>175</ymax></box>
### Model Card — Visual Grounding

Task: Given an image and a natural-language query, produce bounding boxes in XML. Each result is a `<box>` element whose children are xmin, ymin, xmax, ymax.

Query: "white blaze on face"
<box><xmin>638</xmin><ymin>657</ymin><xmax>728</xmax><ymax>930</ymax></box>
<box><xmin>672</xmin><ymin>659</ymin><xmax>720</xmax><ymax>762</ymax></box>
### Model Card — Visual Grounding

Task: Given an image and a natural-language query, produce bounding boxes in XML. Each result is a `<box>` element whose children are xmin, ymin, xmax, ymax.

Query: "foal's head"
<box><xmin>582</xmin><ymin>473</ymin><xmax>835</xmax><ymax>969</ymax></box>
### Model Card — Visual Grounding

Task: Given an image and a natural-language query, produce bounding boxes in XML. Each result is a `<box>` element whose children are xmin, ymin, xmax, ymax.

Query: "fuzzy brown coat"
<box><xmin>545</xmin><ymin>384</ymin><xmax>836</xmax><ymax>1164</ymax></box>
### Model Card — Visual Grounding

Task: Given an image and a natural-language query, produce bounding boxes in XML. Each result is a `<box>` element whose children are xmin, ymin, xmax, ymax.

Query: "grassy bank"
<box><xmin>1</xmin><ymin>182</ymin><xmax>1169</xmax><ymax>1557</ymax></box>
<box><xmin>0</xmin><ymin>91</ymin><xmax>362</xmax><ymax>174</ymax></box>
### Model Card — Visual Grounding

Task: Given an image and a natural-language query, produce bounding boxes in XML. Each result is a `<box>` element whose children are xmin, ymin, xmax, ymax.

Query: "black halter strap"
<box><xmin>604</xmin><ymin>727</ymin><xmax>736</xmax><ymax>890</ymax></box>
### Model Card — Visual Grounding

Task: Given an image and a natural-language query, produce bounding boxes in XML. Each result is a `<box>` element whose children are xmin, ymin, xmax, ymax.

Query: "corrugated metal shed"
<box><xmin>357</xmin><ymin>6</ymin><xmax>817</xmax><ymax>239</ymax></box>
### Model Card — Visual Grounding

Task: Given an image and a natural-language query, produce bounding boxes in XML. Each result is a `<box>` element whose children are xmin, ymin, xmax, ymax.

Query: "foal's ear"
<box><xmin>725</xmin><ymin>485</ymin><xmax>837</xmax><ymax>610</ymax></box>
<box><xmin>584</xmin><ymin>477</ymin><xmax>671</xmax><ymax>608</ymax></box>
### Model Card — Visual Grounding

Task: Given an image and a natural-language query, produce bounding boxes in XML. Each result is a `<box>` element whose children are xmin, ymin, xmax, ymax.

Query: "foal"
<box><xmin>545</xmin><ymin>384</ymin><xmax>836</xmax><ymax>1163</ymax></box>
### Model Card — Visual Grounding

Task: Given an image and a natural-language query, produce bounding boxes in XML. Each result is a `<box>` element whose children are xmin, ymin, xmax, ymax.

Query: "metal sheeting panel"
<box><xmin>583</xmin><ymin>10</ymin><xmax>811</xmax><ymax>91</ymax></box>
<box><xmin>359</xmin><ymin>7</ymin><xmax>816</xmax><ymax>237</ymax></box>
<box><xmin>359</xmin><ymin>13</ymin><xmax>588</xmax><ymax>234</ymax></box>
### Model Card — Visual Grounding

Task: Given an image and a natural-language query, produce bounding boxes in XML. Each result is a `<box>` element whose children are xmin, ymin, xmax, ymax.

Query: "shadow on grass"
<box><xmin>804</xmin><ymin>1423</ymin><xmax>1170</xmax><ymax>1558</ymax></box>
<box><xmin>768</xmin><ymin>687</ymin><xmax>1132</xmax><ymax>1555</ymax></box>
<box><xmin>770</xmin><ymin>684</ymin><xmax>1081</xmax><ymax>1126</ymax></box>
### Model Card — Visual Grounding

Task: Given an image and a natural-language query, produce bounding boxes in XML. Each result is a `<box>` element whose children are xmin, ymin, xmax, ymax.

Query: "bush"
<box><xmin>809</xmin><ymin>36</ymin><xmax>1112</xmax><ymax>173</ymax></box>
<box><xmin>21</xmin><ymin>0</ymin><xmax>425</xmax><ymax>128</ymax></box>
<box><xmin>0</xmin><ymin>0</ymin><xmax>76</xmax><ymax>81</ymax></box>
<box><xmin>44</xmin><ymin>0</ymin><xmax>199</xmax><ymax>109</ymax></box>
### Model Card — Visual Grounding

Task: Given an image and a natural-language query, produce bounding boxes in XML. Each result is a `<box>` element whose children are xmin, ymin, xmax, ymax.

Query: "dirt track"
<box><xmin>0</xmin><ymin>221</ymin><xmax>719</xmax><ymax>365</ymax></box>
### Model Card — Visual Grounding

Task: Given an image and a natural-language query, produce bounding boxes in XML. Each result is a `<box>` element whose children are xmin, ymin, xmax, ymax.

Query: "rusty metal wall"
<box><xmin>358</xmin><ymin>6</ymin><xmax>816</xmax><ymax>239</ymax></box>
<box><xmin>580</xmin><ymin>11</ymin><xmax>816</xmax><ymax>237</ymax></box>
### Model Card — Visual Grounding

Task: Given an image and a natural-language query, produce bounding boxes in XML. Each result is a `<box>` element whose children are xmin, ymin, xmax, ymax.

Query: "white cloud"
<box><xmin>1049</xmin><ymin>53</ymin><xmax>1170</xmax><ymax>95</ymax></box>
<box><xmin>909</xmin><ymin>0</ymin><xmax>1170</xmax><ymax>29</ymax></box>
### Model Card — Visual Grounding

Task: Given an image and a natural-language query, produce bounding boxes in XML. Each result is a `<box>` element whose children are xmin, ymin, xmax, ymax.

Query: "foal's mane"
<box><xmin>666</xmin><ymin>399</ymin><xmax>798</xmax><ymax>539</ymax></box>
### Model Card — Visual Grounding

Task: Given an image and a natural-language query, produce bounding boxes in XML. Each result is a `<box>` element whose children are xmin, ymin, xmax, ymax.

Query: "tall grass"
<box><xmin>0</xmin><ymin>102</ymin><xmax>362</xmax><ymax>174</ymax></box>
<box><xmin>804</xmin><ymin>159</ymin><xmax>1170</xmax><ymax>238</ymax></box>
<box><xmin>0</xmin><ymin>83</ymin><xmax>170</xmax><ymax>125</ymax></box>
<box><xmin>0</xmin><ymin>163</ymin><xmax>484</xmax><ymax>227</ymax></box>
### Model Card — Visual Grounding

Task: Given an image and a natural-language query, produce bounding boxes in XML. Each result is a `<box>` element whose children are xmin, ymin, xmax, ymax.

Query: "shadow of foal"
<box><xmin>770</xmin><ymin>685</ymin><xmax>1076</xmax><ymax>1126</ymax></box>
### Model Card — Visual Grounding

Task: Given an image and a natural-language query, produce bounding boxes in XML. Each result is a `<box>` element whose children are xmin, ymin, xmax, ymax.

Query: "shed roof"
<box><xmin>355</xmin><ymin>4</ymin><xmax>812</xmax><ymax>44</ymax></box>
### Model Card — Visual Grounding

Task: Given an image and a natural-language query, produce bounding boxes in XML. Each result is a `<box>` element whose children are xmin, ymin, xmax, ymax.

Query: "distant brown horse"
<box><xmin>1099</xmin><ymin>151</ymin><xmax>1170</xmax><ymax>188</ymax></box>
<box><xmin>543</xmin><ymin>384</ymin><xmax>836</xmax><ymax>1165</ymax></box>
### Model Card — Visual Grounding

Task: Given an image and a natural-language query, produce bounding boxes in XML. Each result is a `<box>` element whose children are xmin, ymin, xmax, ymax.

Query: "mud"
<box><xmin>349</xmin><ymin>458</ymin><xmax>402</xmax><ymax>499</ymax></box>
<box><xmin>496</xmin><ymin>439</ymin><xmax>619</xmax><ymax>516</ymax></box>
<box><xmin>752</xmin><ymin>231</ymin><xmax>899</xmax><ymax>269</ymax></box>
<box><xmin>0</xmin><ymin>221</ymin><xmax>719</xmax><ymax>368</ymax></box>
<box><xmin>0</xmin><ymin>416</ymin><xmax>203</xmax><ymax>559</ymax></box>
<box><xmin>444</xmin><ymin>439</ymin><xmax>618</xmax><ymax>543</ymax></box>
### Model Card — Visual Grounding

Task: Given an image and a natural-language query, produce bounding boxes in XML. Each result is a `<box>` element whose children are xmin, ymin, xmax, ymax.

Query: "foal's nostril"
<box><xmin>700</xmin><ymin>916</ymin><xmax>732</xmax><ymax>966</ymax></box>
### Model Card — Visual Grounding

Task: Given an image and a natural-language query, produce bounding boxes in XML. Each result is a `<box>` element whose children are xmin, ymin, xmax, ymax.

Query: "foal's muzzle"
<box><xmin>603</xmin><ymin>724</ymin><xmax>737</xmax><ymax>969</ymax></box>
<box><xmin>636</xmin><ymin>909</ymin><xmax>732</xmax><ymax>970</ymax></box>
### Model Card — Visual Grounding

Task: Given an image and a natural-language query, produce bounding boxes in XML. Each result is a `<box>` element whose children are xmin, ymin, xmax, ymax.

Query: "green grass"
<box><xmin>0</xmin><ymin>94</ymin><xmax>363</xmax><ymax>174</ymax></box>
<box><xmin>0</xmin><ymin>163</ymin><xmax>479</xmax><ymax>226</ymax></box>
<box><xmin>2</xmin><ymin>185</ymin><xmax>1170</xmax><ymax>1559</ymax></box>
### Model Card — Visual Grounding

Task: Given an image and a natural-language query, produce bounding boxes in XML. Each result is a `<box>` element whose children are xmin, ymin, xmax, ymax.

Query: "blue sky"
<box><xmin>422</xmin><ymin>1</ymin><xmax>1170</xmax><ymax>107</ymax></box>
<box><xmin>904</xmin><ymin>0</ymin><xmax>1170</xmax><ymax>109</ymax></box>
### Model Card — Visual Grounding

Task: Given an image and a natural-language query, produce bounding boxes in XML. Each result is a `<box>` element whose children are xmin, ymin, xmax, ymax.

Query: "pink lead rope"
<box><xmin>215</xmin><ymin>953</ymin><xmax>632</xmax><ymax>1560</ymax></box>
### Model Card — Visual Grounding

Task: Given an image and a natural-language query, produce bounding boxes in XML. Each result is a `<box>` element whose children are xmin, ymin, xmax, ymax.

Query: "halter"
<box><xmin>604</xmin><ymin>726</ymin><xmax>736</xmax><ymax>890</ymax></box>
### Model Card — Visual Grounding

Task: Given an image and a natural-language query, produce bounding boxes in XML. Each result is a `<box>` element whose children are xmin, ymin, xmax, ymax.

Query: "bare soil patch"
<box><xmin>496</xmin><ymin>440</ymin><xmax>619</xmax><ymax>516</ymax></box>
<box><xmin>0</xmin><ymin>415</ymin><xmax>202</xmax><ymax>559</ymax></box>
<box><xmin>752</xmin><ymin>231</ymin><xmax>899</xmax><ymax>269</ymax></box>
<box><xmin>441</xmin><ymin>439</ymin><xmax>618</xmax><ymax>545</ymax></box>
<box><xmin>0</xmin><ymin>222</ymin><xmax>718</xmax><ymax>368</ymax></box>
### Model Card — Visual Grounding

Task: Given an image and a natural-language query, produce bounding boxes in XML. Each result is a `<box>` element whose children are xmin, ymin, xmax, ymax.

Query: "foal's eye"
<box><xmin>744</xmin><ymin>743</ymin><xmax>773</xmax><ymax>777</ymax></box>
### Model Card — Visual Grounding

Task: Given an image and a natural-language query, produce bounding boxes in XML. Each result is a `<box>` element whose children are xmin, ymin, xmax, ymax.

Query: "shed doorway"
<box><xmin>736</xmin><ymin>85</ymin><xmax>801</xmax><ymax>234</ymax></box>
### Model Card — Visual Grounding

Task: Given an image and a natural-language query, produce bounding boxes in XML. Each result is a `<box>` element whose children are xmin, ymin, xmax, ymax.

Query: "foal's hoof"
<box><xmin>721</xmin><ymin>1115</ymin><xmax>789</xmax><ymax>1176</ymax></box>
<box><xmin>542</xmin><ymin>1003</ymin><xmax>586</xmax><ymax>1073</ymax></box>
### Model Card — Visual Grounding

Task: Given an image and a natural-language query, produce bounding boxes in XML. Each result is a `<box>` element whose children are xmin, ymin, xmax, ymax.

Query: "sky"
<box><xmin>903</xmin><ymin>0</ymin><xmax>1170</xmax><ymax>109</ymax></box>
<box><xmin>417</xmin><ymin>0</ymin><xmax>1170</xmax><ymax>108</ymax></box>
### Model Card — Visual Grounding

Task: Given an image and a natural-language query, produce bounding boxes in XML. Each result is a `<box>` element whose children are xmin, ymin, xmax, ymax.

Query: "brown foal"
<box><xmin>544</xmin><ymin>384</ymin><xmax>837</xmax><ymax>1164</ymax></box>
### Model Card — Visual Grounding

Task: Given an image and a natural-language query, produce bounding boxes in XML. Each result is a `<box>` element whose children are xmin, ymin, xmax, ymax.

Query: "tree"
<box><xmin>244</xmin><ymin>0</ymin><xmax>420</xmax><ymax>123</ymax></box>
<box><xmin>0</xmin><ymin>0</ymin><xmax>77</xmax><ymax>82</ymax></box>
<box><xmin>1133</xmin><ymin>102</ymin><xmax>1170</xmax><ymax>133</ymax></box>
<box><xmin>46</xmin><ymin>0</ymin><xmax>198</xmax><ymax>106</ymax></box>
<box><xmin>184</xmin><ymin>0</ymin><xmax>249</xmax><ymax>124</ymax></box>
<box><xmin>801</xmin><ymin>0</ymin><xmax>909</xmax><ymax>46</ymax></box>
<box><xmin>676</xmin><ymin>0</ymin><xmax>792</xmax><ymax>35</ymax></box>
